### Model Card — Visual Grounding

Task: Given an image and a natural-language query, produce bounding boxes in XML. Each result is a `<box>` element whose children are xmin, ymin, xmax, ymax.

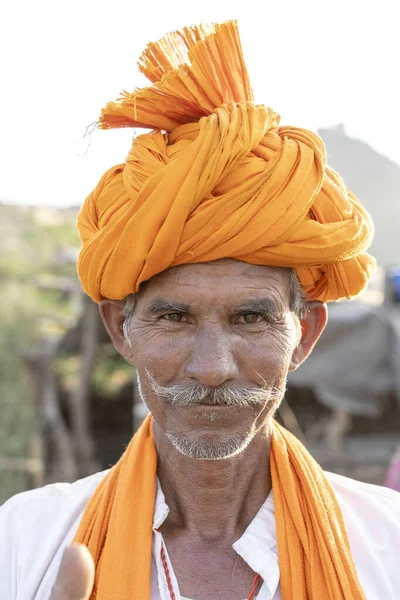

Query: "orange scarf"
<box><xmin>74</xmin><ymin>415</ymin><xmax>365</xmax><ymax>599</ymax></box>
<box><xmin>77</xmin><ymin>21</ymin><xmax>375</xmax><ymax>305</ymax></box>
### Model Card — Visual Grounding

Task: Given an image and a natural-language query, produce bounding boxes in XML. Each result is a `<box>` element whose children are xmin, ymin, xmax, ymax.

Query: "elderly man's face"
<box><xmin>101</xmin><ymin>259</ymin><xmax>326</xmax><ymax>460</ymax></box>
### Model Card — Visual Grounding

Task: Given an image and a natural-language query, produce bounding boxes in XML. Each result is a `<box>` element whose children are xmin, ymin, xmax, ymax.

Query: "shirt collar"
<box><xmin>152</xmin><ymin>476</ymin><xmax>170</xmax><ymax>530</ymax></box>
<box><xmin>232</xmin><ymin>490</ymin><xmax>280</xmax><ymax>598</ymax></box>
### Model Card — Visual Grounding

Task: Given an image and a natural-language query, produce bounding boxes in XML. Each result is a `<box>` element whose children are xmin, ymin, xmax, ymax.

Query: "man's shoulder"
<box><xmin>0</xmin><ymin>470</ymin><xmax>109</xmax><ymax>600</ymax></box>
<box><xmin>325</xmin><ymin>469</ymin><xmax>400</xmax><ymax>514</ymax></box>
<box><xmin>1</xmin><ymin>469</ymin><xmax>109</xmax><ymax>521</ymax></box>
<box><xmin>325</xmin><ymin>471</ymin><xmax>400</xmax><ymax>595</ymax></box>
<box><xmin>0</xmin><ymin>469</ymin><xmax>109</xmax><ymax>552</ymax></box>
<box><xmin>325</xmin><ymin>470</ymin><xmax>400</xmax><ymax>549</ymax></box>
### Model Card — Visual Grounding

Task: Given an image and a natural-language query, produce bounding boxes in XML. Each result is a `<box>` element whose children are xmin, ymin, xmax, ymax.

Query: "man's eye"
<box><xmin>238</xmin><ymin>313</ymin><xmax>265</xmax><ymax>324</ymax></box>
<box><xmin>160</xmin><ymin>312</ymin><xmax>184</xmax><ymax>322</ymax></box>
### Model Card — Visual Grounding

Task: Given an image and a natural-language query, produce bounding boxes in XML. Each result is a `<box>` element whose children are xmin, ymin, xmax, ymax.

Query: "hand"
<box><xmin>49</xmin><ymin>543</ymin><xmax>95</xmax><ymax>600</ymax></box>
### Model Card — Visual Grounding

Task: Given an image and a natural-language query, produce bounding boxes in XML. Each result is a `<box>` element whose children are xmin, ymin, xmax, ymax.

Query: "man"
<box><xmin>1</xmin><ymin>20</ymin><xmax>399</xmax><ymax>600</ymax></box>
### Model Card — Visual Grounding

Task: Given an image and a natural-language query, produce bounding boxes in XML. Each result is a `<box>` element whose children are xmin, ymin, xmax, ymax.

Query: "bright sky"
<box><xmin>1</xmin><ymin>0</ymin><xmax>399</xmax><ymax>206</ymax></box>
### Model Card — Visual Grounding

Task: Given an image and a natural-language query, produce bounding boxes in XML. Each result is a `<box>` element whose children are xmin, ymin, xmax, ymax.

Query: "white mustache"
<box><xmin>144</xmin><ymin>368</ymin><xmax>283</xmax><ymax>408</ymax></box>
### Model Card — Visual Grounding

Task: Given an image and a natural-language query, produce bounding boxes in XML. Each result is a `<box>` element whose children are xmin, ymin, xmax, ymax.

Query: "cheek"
<box><xmin>241</xmin><ymin>326</ymin><xmax>295</xmax><ymax>384</ymax></box>
<box><xmin>130</xmin><ymin>329</ymin><xmax>191</xmax><ymax>383</ymax></box>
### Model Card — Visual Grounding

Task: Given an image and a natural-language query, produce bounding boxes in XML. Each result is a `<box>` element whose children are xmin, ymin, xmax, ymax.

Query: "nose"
<box><xmin>184</xmin><ymin>325</ymin><xmax>240</xmax><ymax>387</ymax></box>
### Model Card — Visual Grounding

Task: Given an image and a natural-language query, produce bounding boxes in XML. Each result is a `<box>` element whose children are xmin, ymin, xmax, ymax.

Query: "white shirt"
<box><xmin>0</xmin><ymin>469</ymin><xmax>400</xmax><ymax>599</ymax></box>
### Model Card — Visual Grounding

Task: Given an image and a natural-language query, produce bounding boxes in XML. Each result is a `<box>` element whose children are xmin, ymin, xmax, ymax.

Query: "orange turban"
<box><xmin>77</xmin><ymin>21</ymin><xmax>375</xmax><ymax>303</ymax></box>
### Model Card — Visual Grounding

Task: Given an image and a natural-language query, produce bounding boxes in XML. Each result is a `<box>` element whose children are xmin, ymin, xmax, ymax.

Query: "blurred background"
<box><xmin>1</xmin><ymin>0</ymin><xmax>400</xmax><ymax>504</ymax></box>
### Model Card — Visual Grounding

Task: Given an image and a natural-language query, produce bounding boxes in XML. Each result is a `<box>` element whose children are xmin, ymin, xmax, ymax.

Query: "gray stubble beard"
<box><xmin>137</xmin><ymin>369</ymin><xmax>285</xmax><ymax>461</ymax></box>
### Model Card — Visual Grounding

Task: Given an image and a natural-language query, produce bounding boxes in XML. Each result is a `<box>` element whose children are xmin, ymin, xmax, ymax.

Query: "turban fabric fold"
<box><xmin>77</xmin><ymin>21</ymin><xmax>375</xmax><ymax>304</ymax></box>
<box><xmin>74</xmin><ymin>21</ymin><xmax>369</xmax><ymax>600</ymax></box>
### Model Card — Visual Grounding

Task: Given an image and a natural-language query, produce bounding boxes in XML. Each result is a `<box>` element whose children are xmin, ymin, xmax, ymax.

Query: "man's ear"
<box><xmin>289</xmin><ymin>302</ymin><xmax>327</xmax><ymax>371</ymax></box>
<box><xmin>99</xmin><ymin>299</ymin><xmax>131</xmax><ymax>360</ymax></box>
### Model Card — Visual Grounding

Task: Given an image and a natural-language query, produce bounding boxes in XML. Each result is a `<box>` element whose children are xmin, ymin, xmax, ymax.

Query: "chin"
<box><xmin>165</xmin><ymin>427</ymin><xmax>257</xmax><ymax>461</ymax></box>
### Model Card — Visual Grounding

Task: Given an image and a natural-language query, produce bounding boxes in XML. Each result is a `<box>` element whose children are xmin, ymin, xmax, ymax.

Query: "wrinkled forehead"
<box><xmin>137</xmin><ymin>259</ymin><xmax>292</xmax><ymax>306</ymax></box>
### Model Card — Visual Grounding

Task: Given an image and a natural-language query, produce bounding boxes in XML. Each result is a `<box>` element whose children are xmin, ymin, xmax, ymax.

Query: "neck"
<box><xmin>153</xmin><ymin>422</ymin><xmax>272</xmax><ymax>542</ymax></box>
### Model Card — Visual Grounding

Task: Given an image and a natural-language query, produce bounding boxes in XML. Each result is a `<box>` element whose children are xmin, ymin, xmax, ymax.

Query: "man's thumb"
<box><xmin>50</xmin><ymin>543</ymin><xmax>95</xmax><ymax>599</ymax></box>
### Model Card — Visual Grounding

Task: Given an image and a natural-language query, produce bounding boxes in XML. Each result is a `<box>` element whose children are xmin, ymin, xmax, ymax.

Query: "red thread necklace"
<box><xmin>160</xmin><ymin>543</ymin><xmax>261</xmax><ymax>600</ymax></box>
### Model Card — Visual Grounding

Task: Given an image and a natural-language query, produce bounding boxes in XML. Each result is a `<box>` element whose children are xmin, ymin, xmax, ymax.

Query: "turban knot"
<box><xmin>77</xmin><ymin>21</ymin><xmax>375</xmax><ymax>303</ymax></box>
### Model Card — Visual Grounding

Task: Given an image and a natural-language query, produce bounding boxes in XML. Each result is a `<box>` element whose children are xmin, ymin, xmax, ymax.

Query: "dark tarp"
<box><xmin>288</xmin><ymin>301</ymin><xmax>400</xmax><ymax>416</ymax></box>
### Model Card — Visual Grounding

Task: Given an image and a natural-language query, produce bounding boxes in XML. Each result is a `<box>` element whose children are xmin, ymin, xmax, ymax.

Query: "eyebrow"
<box><xmin>145</xmin><ymin>299</ymin><xmax>191</xmax><ymax>314</ymax></box>
<box><xmin>235</xmin><ymin>298</ymin><xmax>280</xmax><ymax>314</ymax></box>
<box><xmin>145</xmin><ymin>297</ymin><xmax>280</xmax><ymax>315</ymax></box>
